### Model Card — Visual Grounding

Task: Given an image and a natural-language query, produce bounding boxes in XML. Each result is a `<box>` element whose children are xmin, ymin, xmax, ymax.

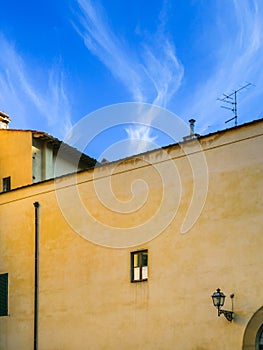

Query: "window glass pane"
<box><xmin>142</xmin><ymin>253</ymin><xmax>148</xmax><ymax>267</ymax></box>
<box><xmin>133</xmin><ymin>267</ymin><xmax>140</xmax><ymax>281</ymax></box>
<box><xmin>259</xmin><ymin>329</ymin><xmax>263</xmax><ymax>344</ymax></box>
<box><xmin>142</xmin><ymin>266</ymin><xmax>148</xmax><ymax>279</ymax></box>
<box><xmin>2</xmin><ymin>177</ymin><xmax>11</xmax><ymax>192</ymax></box>
<box><xmin>133</xmin><ymin>254</ymin><xmax>139</xmax><ymax>267</ymax></box>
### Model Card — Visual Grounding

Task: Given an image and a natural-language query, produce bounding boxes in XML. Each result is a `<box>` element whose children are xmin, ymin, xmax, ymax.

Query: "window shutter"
<box><xmin>0</xmin><ymin>273</ymin><xmax>8</xmax><ymax>316</ymax></box>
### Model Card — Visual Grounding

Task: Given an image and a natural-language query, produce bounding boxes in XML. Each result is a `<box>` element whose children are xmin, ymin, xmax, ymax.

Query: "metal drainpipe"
<box><xmin>33</xmin><ymin>202</ymin><xmax>40</xmax><ymax>350</ymax></box>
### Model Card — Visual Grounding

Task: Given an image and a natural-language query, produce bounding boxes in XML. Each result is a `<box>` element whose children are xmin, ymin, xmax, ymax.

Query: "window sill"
<box><xmin>131</xmin><ymin>278</ymin><xmax>148</xmax><ymax>283</ymax></box>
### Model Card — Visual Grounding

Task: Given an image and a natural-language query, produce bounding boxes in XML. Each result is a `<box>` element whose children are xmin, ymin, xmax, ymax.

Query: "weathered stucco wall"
<box><xmin>0</xmin><ymin>120</ymin><xmax>262</xmax><ymax>349</ymax></box>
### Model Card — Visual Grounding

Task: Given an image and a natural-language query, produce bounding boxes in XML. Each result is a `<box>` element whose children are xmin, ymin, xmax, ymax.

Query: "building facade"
<box><xmin>0</xmin><ymin>118</ymin><xmax>263</xmax><ymax>349</ymax></box>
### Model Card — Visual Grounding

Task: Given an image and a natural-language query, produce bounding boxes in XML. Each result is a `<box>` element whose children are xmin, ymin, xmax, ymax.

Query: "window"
<box><xmin>131</xmin><ymin>250</ymin><xmax>148</xmax><ymax>282</ymax></box>
<box><xmin>0</xmin><ymin>273</ymin><xmax>8</xmax><ymax>316</ymax></box>
<box><xmin>2</xmin><ymin>176</ymin><xmax>11</xmax><ymax>192</ymax></box>
<box><xmin>256</xmin><ymin>324</ymin><xmax>263</xmax><ymax>350</ymax></box>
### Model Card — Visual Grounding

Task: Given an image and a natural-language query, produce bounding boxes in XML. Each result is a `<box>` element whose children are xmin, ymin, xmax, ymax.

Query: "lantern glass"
<box><xmin>212</xmin><ymin>288</ymin><xmax>226</xmax><ymax>308</ymax></box>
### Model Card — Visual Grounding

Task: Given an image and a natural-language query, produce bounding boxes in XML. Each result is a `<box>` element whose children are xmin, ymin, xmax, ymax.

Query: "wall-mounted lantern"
<box><xmin>211</xmin><ymin>288</ymin><xmax>234</xmax><ymax>322</ymax></box>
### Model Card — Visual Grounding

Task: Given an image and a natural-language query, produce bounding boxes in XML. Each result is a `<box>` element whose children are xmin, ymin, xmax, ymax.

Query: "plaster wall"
<box><xmin>54</xmin><ymin>156</ymin><xmax>79</xmax><ymax>177</ymax></box>
<box><xmin>0</xmin><ymin>121</ymin><xmax>263</xmax><ymax>349</ymax></box>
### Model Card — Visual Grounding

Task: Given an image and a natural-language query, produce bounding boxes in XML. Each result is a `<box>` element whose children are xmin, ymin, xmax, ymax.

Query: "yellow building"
<box><xmin>0</xmin><ymin>114</ymin><xmax>263</xmax><ymax>350</ymax></box>
<box><xmin>0</xmin><ymin>111</ymin><xmax>96</xmax><ymax>192</ymax></box>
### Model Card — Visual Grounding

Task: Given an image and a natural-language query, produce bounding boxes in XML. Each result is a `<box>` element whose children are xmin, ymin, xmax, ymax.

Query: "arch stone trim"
<box><xmin>243</xmin><ymin>306</ymin><xmax>263</xmax><ymax>350</ymax></box>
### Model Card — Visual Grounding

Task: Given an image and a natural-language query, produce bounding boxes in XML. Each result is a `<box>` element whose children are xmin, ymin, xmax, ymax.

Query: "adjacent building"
<box><xmin>0</xmin><ymin>111</ymin><xmax>96</xmax><ymax>192</ymax></box>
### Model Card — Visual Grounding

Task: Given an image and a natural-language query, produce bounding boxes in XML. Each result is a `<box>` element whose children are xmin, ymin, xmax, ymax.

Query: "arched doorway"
<box><xmin>243</xmin><ymin>307</ymin><xmax>263</xmax><ymax>350</ymax></box>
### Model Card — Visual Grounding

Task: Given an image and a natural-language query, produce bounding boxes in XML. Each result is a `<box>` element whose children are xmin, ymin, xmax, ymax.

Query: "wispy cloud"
<box><xmin>0</xmin><ymin>34</ymin><xmax>72</xmax><ymax>137</ymax></box>
<box><xmin>73</xmin><ymin>0</ymin><xmax>183</xmax><ymax>155</ymax></box>
<box><xmin>125</xmin><ymin>125</ymin><xmax>158</xmax><ymax>156</ymax></box>
<box><xmin>184</xmin><ymin>0</ymin><xmax>263</xmax><ymax>132</ymax></box>
<box><xmin>74</xmin><ymin>0</ymin><xmax>183</xmax><ymax>108</ymax></box>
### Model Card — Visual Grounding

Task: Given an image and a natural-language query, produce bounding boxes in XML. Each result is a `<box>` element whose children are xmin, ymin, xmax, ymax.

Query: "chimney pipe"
<box><xmin>0</xmin><ymin>111</ymin><xmax>11</xmax><ymax>129</ymax></box>
<box><xmin>183</xmin><ymin>118</ymin><xmax>200</xmax><ymax>142</ymax></box>
<box><xmin>189</xmin><ymin>118</ymin><xmax>196</xmax><ymax>135</ymax></box>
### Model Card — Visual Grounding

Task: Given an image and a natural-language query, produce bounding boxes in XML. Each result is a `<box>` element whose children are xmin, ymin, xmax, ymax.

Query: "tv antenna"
<box><xmin>218</xmin><ymin>83</ymin><xmax>252</xmax><ymax>126</ymax></box>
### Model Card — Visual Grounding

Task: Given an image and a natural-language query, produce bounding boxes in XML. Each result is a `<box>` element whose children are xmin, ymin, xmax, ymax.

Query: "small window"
<box><xmin>0</xmin><ymin>273</ymin><xmax>8</xmax><ymax>316</ymax></box>
<box><xmin>2</xmin><ymin>176</ymin><xmax>11</xmax><ymax>192</ymax></box>
<box><xmin>131</xmin><ymin>250</ymin><xmax>148</xmax><ymax>282</ymax></box>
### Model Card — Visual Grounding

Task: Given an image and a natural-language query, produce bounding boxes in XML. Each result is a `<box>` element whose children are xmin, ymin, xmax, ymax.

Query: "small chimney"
<box><xmin>189</xmin><ymin>118</ymin><xmax>196</xmax><ymax>135</ymax></box>
<box><xmin>0</xmin><ymin>111</ymin><xmax>11</xmax><ymax>129</ymax></box>
<box><xmin>183</xmin><ymin>118</ymin><xmax>200</xmax><ymax>142</ymax></box>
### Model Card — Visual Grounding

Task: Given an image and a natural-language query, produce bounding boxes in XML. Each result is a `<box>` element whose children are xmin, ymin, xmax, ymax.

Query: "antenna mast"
<box><xmin>218</xmin><ymin>83</ymin><xmax>252</xmax><ymax>126</ymax></box>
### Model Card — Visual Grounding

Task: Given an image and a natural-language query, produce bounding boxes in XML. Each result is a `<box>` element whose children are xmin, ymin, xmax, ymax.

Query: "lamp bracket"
<box><xmin>219</xmin><ymin>309</ymin><xmax>234</xmax><ymax>322</ymax></box>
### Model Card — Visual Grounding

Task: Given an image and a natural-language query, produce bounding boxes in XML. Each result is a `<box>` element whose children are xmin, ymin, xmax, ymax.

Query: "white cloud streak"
<box><xmin>0</xmin><ymin>35</ymin><xmax>72</xmax><ymax>137</ymax></box>
<box><xmin>73</xmin><ymin>0</ymin><xmax>184</xmax><ymax>155</ymax></box>
<box><xmin>125</xmin><ymin>125</ymin><xmax>158</xmax><ymax>156</ymax></box>
<box><xmin>74</xmin><ymin>0</ymin><xmax>183</xmax><ymax>108</ymax></box>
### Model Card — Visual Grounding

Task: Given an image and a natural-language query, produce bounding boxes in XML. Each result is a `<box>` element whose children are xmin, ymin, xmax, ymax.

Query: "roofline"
<box><xmin>1</xmin><ymin>116</ymin><xmax>262</xmax><ymax>196</ymax></box>
<box><xmin>0</xmin><ymin>128</ymin><xmax>42</xmax><ymax>133</ymax></box>
<box><xmin>100</xmin><ymin>117</ymin><xmax>263</xmax><ymax>165</ymax></box>
<box><xmin>0</xmin><ymin>128</ymin><xmax>97</xmax><ymax>164</ymax></box>
<box><xmin>1</xmin><ymin>116</ymin><xmax>262</xmax><ymax>169</ymax></box>
<box><xmin>189</xmin><ymin>116</ymin><xmax>263</xmax><ymax>143</ymax></box>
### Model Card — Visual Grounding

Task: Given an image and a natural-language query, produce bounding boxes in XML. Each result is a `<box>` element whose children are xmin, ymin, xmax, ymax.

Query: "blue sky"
<box><xmin>0</xmin><ymin>0</ymin><xmax>263</xmax><ymax>160</ymax></box>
